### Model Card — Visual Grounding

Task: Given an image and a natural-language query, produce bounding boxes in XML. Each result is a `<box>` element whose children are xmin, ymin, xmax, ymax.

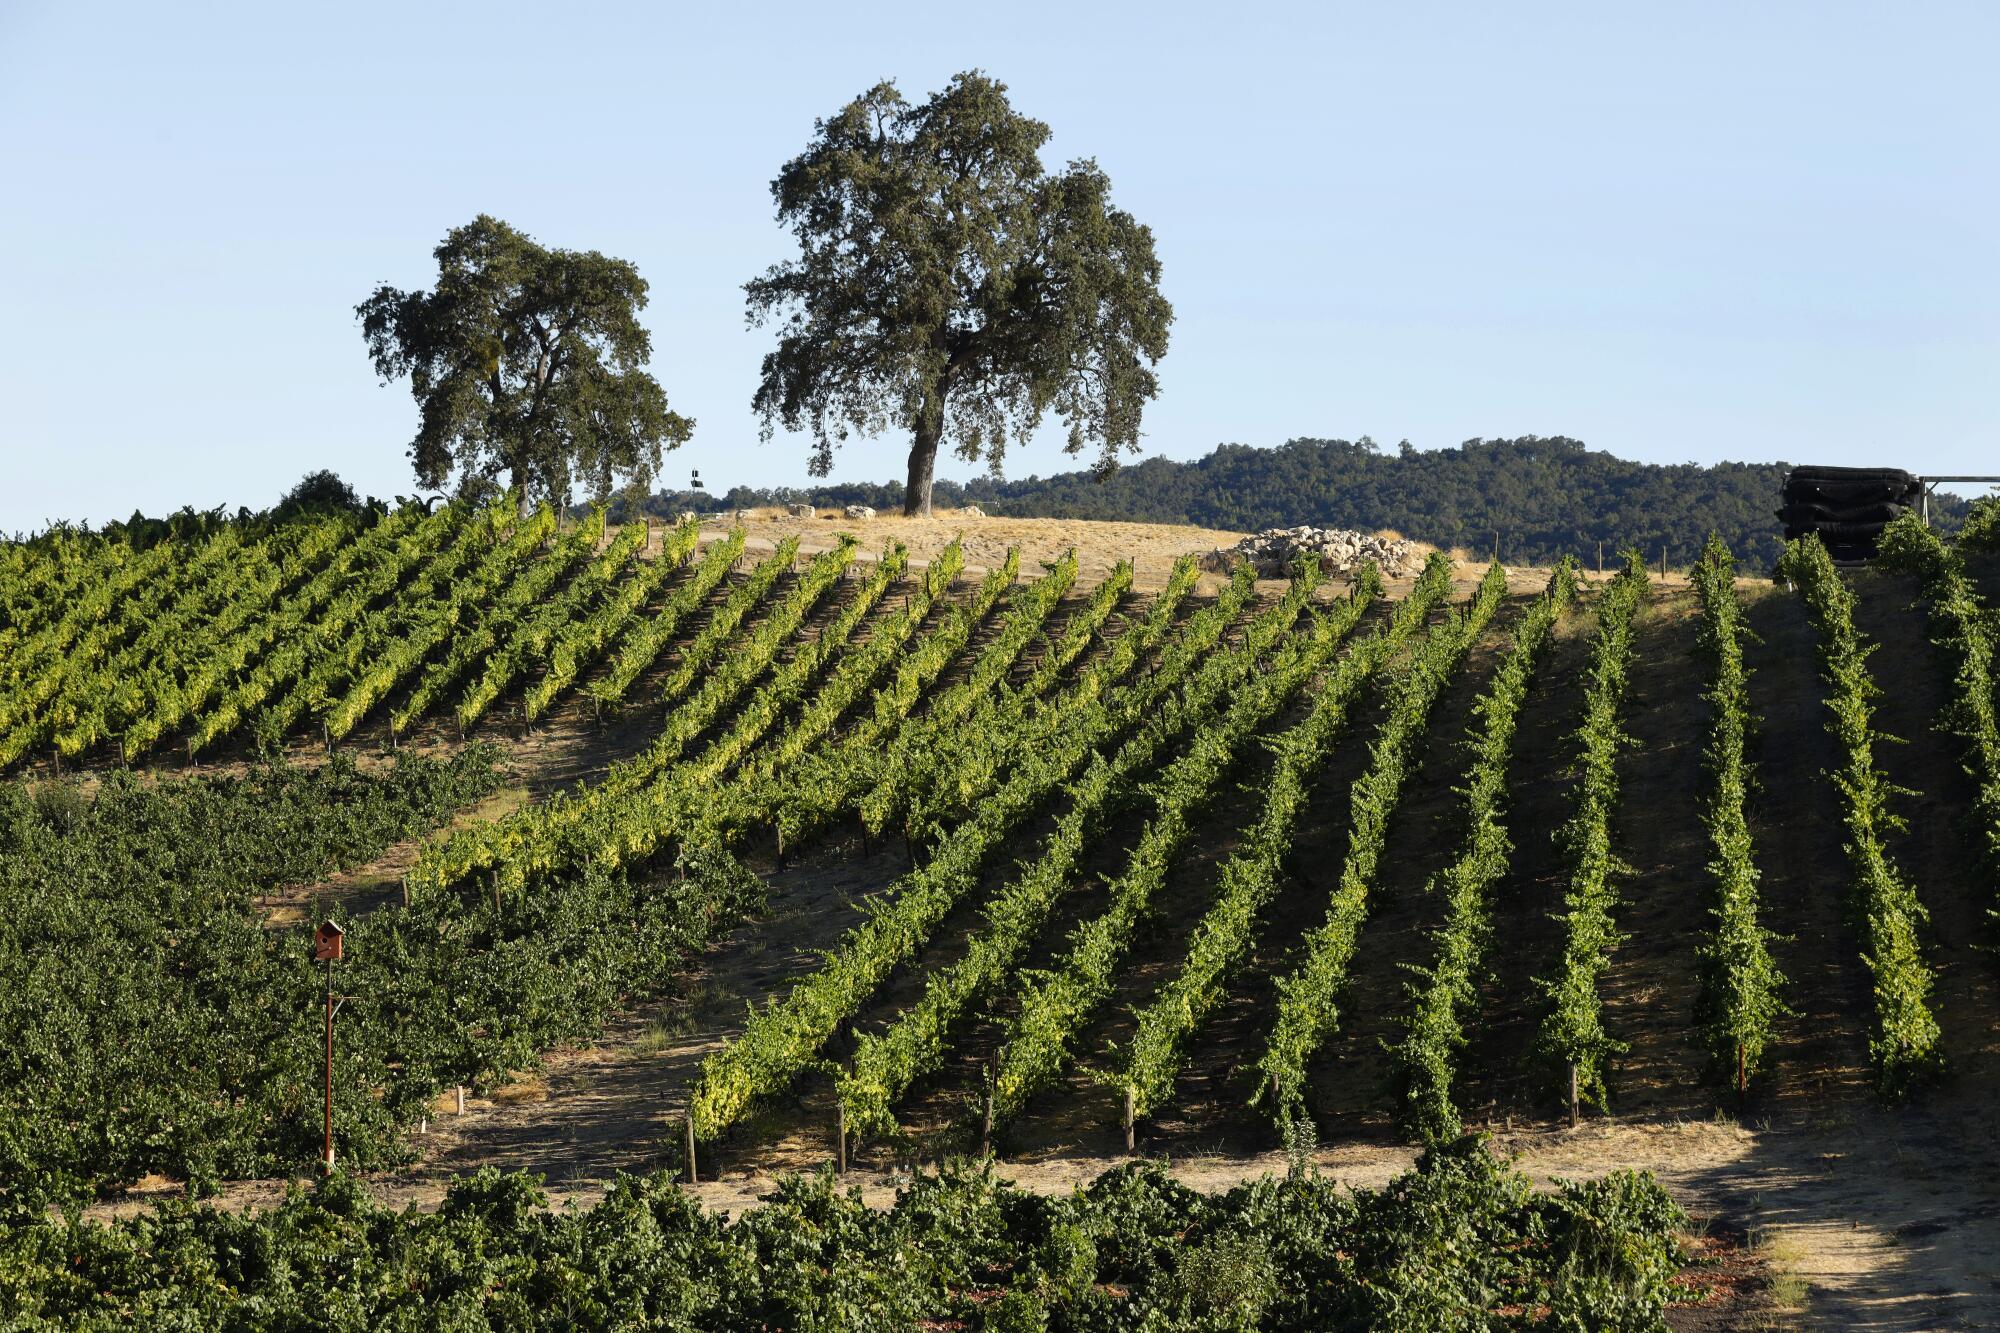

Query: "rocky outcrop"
<box><xmin>1204</xmin><ymin>527</ymin><xmax>1425</xmax><ymax>578</ymax></box>
<box><xmin>843</xmin><ymin>504</ymin><xmax>877</xmax><ymax>520</ymax></box>
<box><xmin>787</xmin><ymin>503</ymin><xmax>817</xmax><ymax>519</ymax></box>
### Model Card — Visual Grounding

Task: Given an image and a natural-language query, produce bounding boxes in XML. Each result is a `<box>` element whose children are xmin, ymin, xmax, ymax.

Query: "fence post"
<box><xmin>981</xmin><ymin>1066</ymin><xmax>995</xmax><ymax>1156</ymax></box>
<box><xmin>1123</xmin><ymin>1085</ymin><xmax>1136</xmax><ymax>1155</ymax></box>
<box><xmin>455</xmin><ymin>1085</ymin><xmax>465</xmax><ymax>1115</ymax></box>
<box><xmin>1568</xmin><ymin>1063</ymin><xmax>1580</xmax><ymax>1128</ymax></box>
<box><xmin>685</xmin><ymin>1111</ymin><xmax>698</xmax><ymax>1184</ymax></box>
<box><xmin>836</xmin><ymin>1103</ymin><xmax>847</xmax><ymax>1174</ymax></box>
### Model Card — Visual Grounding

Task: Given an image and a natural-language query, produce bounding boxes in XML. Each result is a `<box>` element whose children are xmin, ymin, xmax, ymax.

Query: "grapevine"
<box><xmin>1777</xmin><ymin>533</ymin><xmax>1943</xmax><ymax>1095</ymax></box>
<box><xmin>1255</xmin><ymin>555</ymin><xmax>1504</xmax><ymax>1128</ymax></box>
<box><xmin>1689</xmin><ymin>537</ymin><xmax>1786</xmax><ymax>1095</ymax></box>
<box><xmin>1530</xmin><ymin>553</ymin><xmax>1648</xmax><ymax>1118</ymax></box>
<box><xmin>1388</xmin><ymin>561</ymin><xmax>1578</xmax><ymax>1141</ymax></box>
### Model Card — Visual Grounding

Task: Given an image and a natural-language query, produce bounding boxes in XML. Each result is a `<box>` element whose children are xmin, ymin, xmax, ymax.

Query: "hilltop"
<box><xmin>646</xmin><ymin>435</ymin><xmax>1973</xmax><ymax>569</ymax></box>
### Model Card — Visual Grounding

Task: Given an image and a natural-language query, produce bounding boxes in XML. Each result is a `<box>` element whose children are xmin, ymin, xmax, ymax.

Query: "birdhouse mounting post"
<box><xmin>314</xmin><ymin>920</ymin><xmax>345</xmax><ymax>1172</ymax></box>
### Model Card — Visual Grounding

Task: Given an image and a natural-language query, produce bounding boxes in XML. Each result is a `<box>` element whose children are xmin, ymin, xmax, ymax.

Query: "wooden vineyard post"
<box><xmin>455</xmin><ymin>1085</ymin><xmax>465</xmax><ymax>1115</ymax></box>
<box><xmin>835</xmin><ymin>1103</ymin><xmax>847</xmax><ymax>1174</ymax></box>
<box><xmin>313</xmin><ymin>921</ymin><xmax>346</xmax><ymax>1172</ymax></box>
<box><xmin>1597</xmin><ymin>541</ymin><xmax>1604</xmax><ymax>576</ymax></box>
<box><xmin>401</xmin><ymin>877</ymin><xmax>409</xmax><ymax>909</ymax></box>
<box><xmin>323</xmin><ymin>952</ymin><xmax>335</xmax><ymax>1169</ymax></box>
<box><xmin>774</xmin><ymin>825</ymin><xmax>786</xmax><ymax>873</ymax></box>
<box><xmin>1122</xmin><ymin>1085</ymin><xmax>1136</xmax><ymax>1155</ymax></box>
<box><xmin>1568</xmin><ymin>1063</ymin><xmax>1580</xmax><ymax>1128</ymax></box>
<box><xmin>981</xmin><ymin>1066</ymin><xmax>995</xmax><ymax>1157</ymax></box>
<box><xmin>1737</xmin><ymin>1043</ymin><xmax>1748</xmax><ymax>1100</ymax></box>
<box><xmin>685</xmin><ymin>1112</ymin><xmax>699</xmax><ymax>1184</ymax></box>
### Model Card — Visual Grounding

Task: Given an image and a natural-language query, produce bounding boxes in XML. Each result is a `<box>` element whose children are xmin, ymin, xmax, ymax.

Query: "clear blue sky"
<box><xmin>2</xmin><ymin>1</ymin><xmax>1994</xmax><ymax>531</ymax></box>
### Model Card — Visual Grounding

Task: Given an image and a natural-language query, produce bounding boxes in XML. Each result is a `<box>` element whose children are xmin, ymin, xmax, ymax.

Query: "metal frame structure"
<box><xmin>1920</xmin><ymin>477</ymin><xmax>2000</xmax><ymax>526</ymax></box>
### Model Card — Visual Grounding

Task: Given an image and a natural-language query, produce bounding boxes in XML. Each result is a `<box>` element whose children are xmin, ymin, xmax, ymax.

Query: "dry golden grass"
<box><xmin>490</xmin><ymin>1075</ymin><xmax>551</xmax><ymax>1105</ymax></box>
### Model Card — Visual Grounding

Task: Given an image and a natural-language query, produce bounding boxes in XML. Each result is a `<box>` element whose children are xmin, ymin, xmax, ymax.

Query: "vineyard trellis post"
<box><xmin>1568</xmin><ymin>1062</ymin><xmax>1580</xmax><ymax>1128</ymax></box>
<box><xmin>1122</xmin><ymin>1085</ymin><xmax>1136</xmax><ymax>1155</ymax></box>
<box><xmin>835</xmin><ymin>1102</ymin><xmax>847</xmax><ymax>1173</ymax></box>
<box><xmin>981</xmin><ymin>1065</ymin><xmax>995</xmax><ymax>1156</ymax></box>
<box><xmin>684</xmin><ymin>1111</ymin><xmax>698</xmax><ymax>1183</ymax></box>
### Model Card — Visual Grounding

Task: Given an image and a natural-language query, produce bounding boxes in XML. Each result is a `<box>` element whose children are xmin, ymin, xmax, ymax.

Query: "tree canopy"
<box><xmin>358</xmin><ymin>215</ymin><xmax>691</xmax><ymax>512</ymax></box>
<box><xmin>273</xmin><ymin>468</ymin><xmax>362</xmax><ymax>518</ymax></box>
<box><xmin>746</xmin><ymin>72</ymin><xmax>1172</xmax><ymax>516</ymax></box>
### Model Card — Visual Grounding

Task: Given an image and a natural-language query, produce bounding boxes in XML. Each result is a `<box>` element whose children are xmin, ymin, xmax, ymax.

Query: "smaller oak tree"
<box><xmin>748</xmin><ymin>72</ymin><xmax>1172</xmax><ymax>516</ymax></box>
<box><xmin>358</xmin><ymin>215</ymin><xmax>691</xmax><ymax>513</ymax></box>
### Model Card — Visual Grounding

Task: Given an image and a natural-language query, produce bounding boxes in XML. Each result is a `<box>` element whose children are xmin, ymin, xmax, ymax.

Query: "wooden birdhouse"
<box><xmin>313</xmin><ymin>920</ymin><xmax>344</xmax><ymax>962</ymax></box>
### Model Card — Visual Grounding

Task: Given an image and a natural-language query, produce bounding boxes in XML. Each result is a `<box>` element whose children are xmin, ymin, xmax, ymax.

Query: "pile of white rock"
<box><xmin>844</xmin><ymin>504</ymin><xmax>876</xmax><ymax>520</ymax></box>
<box><xmin>1204</xmin><ymin>527</ymin><xmax>1426</xmax><ymax>578</ymax></box>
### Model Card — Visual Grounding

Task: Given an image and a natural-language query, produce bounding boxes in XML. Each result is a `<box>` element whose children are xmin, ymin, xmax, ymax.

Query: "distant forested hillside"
<box><xmin>642</xmin><ymin>436</ymin><xmax>1966</xmax><ymax>567</ymax></box>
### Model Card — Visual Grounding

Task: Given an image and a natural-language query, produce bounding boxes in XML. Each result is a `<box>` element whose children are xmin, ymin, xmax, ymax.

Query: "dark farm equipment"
<box><xmin>1779</xmin><ymin>467</ymin><xmax>2000</xmax><ymax>561</ymax></box>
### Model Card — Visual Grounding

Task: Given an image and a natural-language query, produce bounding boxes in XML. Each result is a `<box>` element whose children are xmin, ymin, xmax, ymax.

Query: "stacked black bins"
<box><xmin>1778</xmin><ymin>466</ymin><xmax>1921</xmax><ymax>561</ymax></box>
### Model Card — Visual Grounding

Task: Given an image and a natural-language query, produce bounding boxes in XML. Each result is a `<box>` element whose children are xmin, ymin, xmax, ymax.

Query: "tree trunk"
<box><xmin>510</xmin><ymin>464</ymin><xmax>533</xmax><ymax>519</ymax></box>
<box><xmin>903</xmin><ymin>423</ymin><xmax>938</xmax><ymax>518</ymax></box>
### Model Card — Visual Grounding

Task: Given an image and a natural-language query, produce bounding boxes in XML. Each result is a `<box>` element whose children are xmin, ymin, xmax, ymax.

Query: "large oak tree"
<box><xmin>358</xmin><ymin>215</ymin><xmax>691</xmax><ymax>512</ymax></box>
<box><xmin>747</xmin><ymin>72</ymin><xmax>1172</xmax><ymax>517</ymax></box>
